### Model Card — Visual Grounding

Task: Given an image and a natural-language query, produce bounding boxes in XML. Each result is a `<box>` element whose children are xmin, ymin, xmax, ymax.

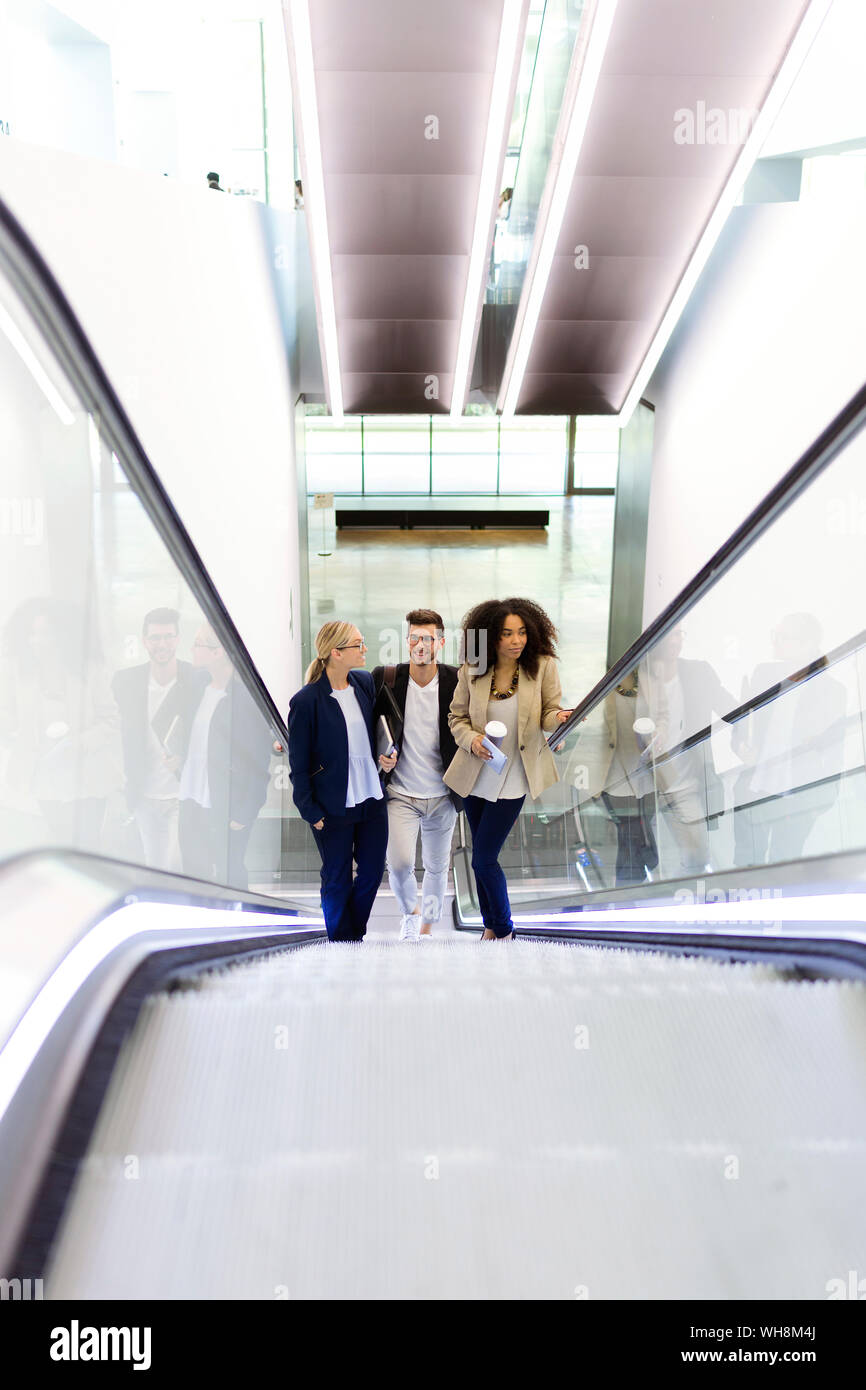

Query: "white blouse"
<box><xmin>330</xmin><ymin>685</ymin><xmax>383</xmax><ymax>808</ymax></box>
<box><xmin>472</xmin><ymin>689</ymin><xmax>530</xmax><ymax>802</ymax></box>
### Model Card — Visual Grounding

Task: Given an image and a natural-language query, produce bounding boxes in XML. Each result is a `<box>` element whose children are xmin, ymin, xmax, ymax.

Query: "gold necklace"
<box><xmin>491</xmin><ymin>665</ymin><xmax>519</xmax><ymax>700</ymax></box>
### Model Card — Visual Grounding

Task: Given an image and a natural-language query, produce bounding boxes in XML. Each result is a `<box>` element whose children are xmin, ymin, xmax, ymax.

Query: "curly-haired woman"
<box><xmin>444</xmin><ymin>598</ymin><xmax>572</xmax><ymax>940</ymax></box>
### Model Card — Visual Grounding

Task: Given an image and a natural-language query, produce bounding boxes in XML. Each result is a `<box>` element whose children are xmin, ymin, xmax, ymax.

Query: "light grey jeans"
<box><xmin>386</xmin><ymin>790</ymin><xmax>457</xmax><ymax>923</ymax></box>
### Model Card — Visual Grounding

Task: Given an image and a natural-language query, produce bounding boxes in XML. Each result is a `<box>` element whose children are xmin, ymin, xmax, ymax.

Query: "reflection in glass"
<box><xmin>488</xmin><ymin>0</ymin><xmax>587</xmax><ymax>307</ymax></box>
<box><xmin>483</xmin><ymin>417</ymin><xmax>866</xmax><ymax>910</ymax></box>
<box><xmin>0</xmin><ymin>259</ymin><xmax>293</xmax><ymax>893</ymax></box>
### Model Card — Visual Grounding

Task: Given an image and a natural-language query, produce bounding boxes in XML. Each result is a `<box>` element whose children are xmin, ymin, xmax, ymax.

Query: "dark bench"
<box><xmin>335</xmin><ymin>508</ymin><xmax>549</xmax><ymax>530</ymax></box>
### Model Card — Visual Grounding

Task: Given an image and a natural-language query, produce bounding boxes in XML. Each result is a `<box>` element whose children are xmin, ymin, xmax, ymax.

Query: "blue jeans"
<box><xmin>464</xmin><ymin>794</ymin><xmax>525</xmax><ymax>938</ymax></box>
<box><xmin>310</xmin><ymin>797</ymin><xmax>388</xmax><ymax>941</ymax></box>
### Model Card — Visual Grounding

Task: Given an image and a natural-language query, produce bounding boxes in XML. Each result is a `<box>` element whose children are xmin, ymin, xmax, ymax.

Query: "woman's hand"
<box><xmin>471</xmin><ymin>734</ymin><xmax>493</xmax><ymax>760</ymax></box>
<box><xmin>313</xmin><ymin>818</ymin><xmax>325</xmax><ymax>830</ymax></box>
<box><xmin>378</xmin><ymin>751</ymin><xmax>398</xmax><ymax>772</ymax></box>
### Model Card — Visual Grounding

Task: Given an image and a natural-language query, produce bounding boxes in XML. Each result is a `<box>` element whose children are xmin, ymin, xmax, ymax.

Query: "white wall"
<box><xmin>0</xmin><ymin>2</ymin><xmax>115</xmax><ymax>162</ymax></box>
<box><xmin>644</xmin><ymin>196</ymin><xmax>866</xmax><ymax>632</ymax></box>
<box><xmin>640</xmin><ymin>193</ymin><xmax>866</xmax><ymax>814</ymax></box>
<box><xmin>0</xmin><ymin>136</ymin><xmax>303</xmax><ymax>712</ymax></box>
<box><xmin>760</xmin><ymin>0</ymin><xmax>866</xmax><ymax>156</ymax></box>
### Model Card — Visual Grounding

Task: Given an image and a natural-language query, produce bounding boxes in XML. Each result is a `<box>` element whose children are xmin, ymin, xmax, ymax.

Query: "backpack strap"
<box><xmin>384</xmin><ymin>665</ymin><xmax>397</xmax><ymax>689</ymax></box>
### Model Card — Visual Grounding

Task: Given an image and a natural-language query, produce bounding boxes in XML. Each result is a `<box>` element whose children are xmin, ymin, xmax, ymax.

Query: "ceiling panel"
<box><xmin>515</xmin><ymin>0</ymin><xmax>814</xmax><ymax>414</ymax></box>
<box><xmin>308</xmin><ymin>0</ymin><xmax>504</xmax><ymax>74</ymax></box>
<box><xmin>294</xmin><ymin>0</ymin><xmax>817</xmax><ymax>415</ymax></box>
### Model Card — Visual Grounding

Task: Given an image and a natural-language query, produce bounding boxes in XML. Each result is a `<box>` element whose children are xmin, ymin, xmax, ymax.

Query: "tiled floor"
<box><xmin>305</xmin><ymin>494</ymin><xmax>616</xmax><ymax>704</ymax></box>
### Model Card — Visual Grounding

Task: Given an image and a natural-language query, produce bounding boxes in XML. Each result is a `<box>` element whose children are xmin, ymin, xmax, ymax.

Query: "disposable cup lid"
<box><xmin>485</xmin><ymin>720</ymin><xmax>507</xmax><ymax>738</ymax></box>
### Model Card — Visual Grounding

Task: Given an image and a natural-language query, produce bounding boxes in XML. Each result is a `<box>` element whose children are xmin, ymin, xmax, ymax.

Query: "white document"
<box><xmin>481</xmin><ymin>736</ymin><xmax>508</xmax><ymax>775</ymax></box>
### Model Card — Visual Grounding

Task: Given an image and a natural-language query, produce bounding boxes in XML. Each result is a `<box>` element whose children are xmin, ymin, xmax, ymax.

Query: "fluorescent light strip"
<box><xmin>284</xmin><ymin>0</ymin><xmax>344</xmax><ymax>420</ymax></box>
<box><xmin>465</xmin><ymin>890</ymin><xmax>866</xmax><ymax>932</ymax></box>
<box><xmin>0</xmin><ymin>901</ymin><xmax>323</xmax><ymax>1124</ymax></box>
<box><xmin>450</xmin><ymin>0</ymin><xmax>528</xmax><ymax>419</ymax></box>
<box><xmin>616</xmin><ymin>0</ymin><xmax>835</xmax><ymax>427</ymax></box>
<box><xmin>498</xmin><ymin>0</ymin><xmax>619</xmax><ymax>418</ymax></box>
<box><xmin>0</xmin><ymin>302</ymin><xmax>77</xmax><ymax>426</ymax></box>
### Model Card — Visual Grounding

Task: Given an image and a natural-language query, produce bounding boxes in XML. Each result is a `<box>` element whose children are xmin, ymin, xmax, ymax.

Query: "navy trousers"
<box><xmin>310</xmin><ymin>796</ymin><xmax>388</xmax><ymax>941</ymax></box>
<box><xmin>464</xmin><ymin>794</ymin><xmax>525</xmax><ymax>938</ymax></box>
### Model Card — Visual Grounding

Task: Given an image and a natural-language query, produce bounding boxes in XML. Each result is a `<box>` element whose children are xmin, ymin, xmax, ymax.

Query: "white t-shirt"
<box><xmin>143</xmin><ymin>676</ymin><xmax>178</xmax><ymax>799</ymax></box>
<box><xmin>330</xmin><ymin>685</ymin><xmax>383</xmax><ymax>808</ymax></box>
<box><xmin>391</xmin><ymin>671</ymin><xmax>447</xmax><ymax>797</ymax></box>
<box><xmin>179</xmin><ymin>685</ymin><xmax>226</xmax><ymax>807</ymax></box>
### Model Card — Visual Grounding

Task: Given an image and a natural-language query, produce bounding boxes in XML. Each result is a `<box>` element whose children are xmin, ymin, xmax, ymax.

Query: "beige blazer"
<box><xmin>443</xmin><ymin>654</ymin><xmax>564</xmax><ymax>801</ymax></box>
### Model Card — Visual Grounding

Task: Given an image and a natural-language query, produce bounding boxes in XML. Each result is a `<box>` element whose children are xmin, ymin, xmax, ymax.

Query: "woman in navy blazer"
<box><xmin>288</xmin><ymin>620</ymin><xmax>396</xmax><ymax>941</ymax></box>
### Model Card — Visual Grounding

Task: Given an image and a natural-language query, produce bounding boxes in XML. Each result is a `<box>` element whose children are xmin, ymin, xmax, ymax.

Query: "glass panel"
<box><xmin>306</xmin><ymin>417</ymin><xmax>363</xmax><ymax>494</ymax></box>
<box><xmin>361</xmin><ymin>415</ymin><xmax>429</xmax><ymax>493</ymax></box>
<box><xmin>464</xmin><ymin>409</ymin><xmax>866</xmax><ymax>919</ymax></box>
<box><xmin>498</xmin><ymin>416</ymin><xmax>567</xmax><ymax>492</ymax></box>
<box><xmin>431</xmin><ymin>416</ymin><xmax>498</xmax><ymax>493</ymax></box>
<box><xmin>488</xmin><ymin>0</ymin><xmax>587</xmax><ymax>306</ymax></box>
<box><xmin>0</xmin><ymin>263</ymin><xmax>293</xmax><ymax>894</ymax></box>
<box><xmin>573</xmin><ymin>422</ymin><xmax>619</xmax><ymax>488</ymax></box>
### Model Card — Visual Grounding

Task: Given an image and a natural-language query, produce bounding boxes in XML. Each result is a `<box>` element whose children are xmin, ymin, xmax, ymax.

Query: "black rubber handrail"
<box><xmin>548</xmin><ymin>381</ymin><xmax>866</xmax><ymax>749</ymax></box>
<box><xmin>0</xmin><ymin>193</ymin><xmax>289</xmax><ymax>744</ymax></box>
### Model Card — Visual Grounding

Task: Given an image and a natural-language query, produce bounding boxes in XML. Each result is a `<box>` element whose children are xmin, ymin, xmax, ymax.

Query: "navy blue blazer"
<box><xmin>287</xmin><ymin>668</ymin><xmax>381</xmax><ymax>824</ymax></box>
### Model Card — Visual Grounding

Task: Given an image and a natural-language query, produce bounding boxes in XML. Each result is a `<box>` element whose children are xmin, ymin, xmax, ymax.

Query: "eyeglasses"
<box><xmin>193</xmin><ymin>641</ymin><xmax>221</xmax><ymax>651</ymax></box>
<box><xmin>408</xmin><ymin>634</ymin><xmax>437</xmax><ymax>645</ymax></box>
<box><xmin>338</xmin><ymin>638</ymin><xmax>366</xmax><ymax>651</ymax></box>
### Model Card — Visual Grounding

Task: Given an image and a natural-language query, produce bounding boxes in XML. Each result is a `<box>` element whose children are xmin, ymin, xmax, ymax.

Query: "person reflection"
<box><xmin>0</xmin><ymin>597</ymin><xmax>120</xmax><ymax>852</ymax></box>
<box><xmin>592</xmin><ymin>668</ymin><xmax>659</xmax><ymax>887</ymax></box>
<box><xmin>644</xmin><ymin>625</ymin><xmax>736</xmax><ymax>877</ymax></box>
<box><xmin>732</xmin><ymin>613</ymin><xmax>846</xmax><ymax>866</ymax></box>
<box><xmin>111</xmin><ymin>608</ymin><xmax>208</xmax><ymax>872</ymax></box>
<box><xmin>178</xmin><ymin>623</ymin><xmax>272</xmax><ymax>888</ymax></box>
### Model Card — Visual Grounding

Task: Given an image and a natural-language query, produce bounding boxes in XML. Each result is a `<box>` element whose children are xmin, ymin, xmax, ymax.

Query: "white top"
<box><xmin>391</xmin><ymin>671</ymin><xmax>447</xmax><ymax>797</ymax></box>
<box><xmin>472</xmin><ymin>690</ymin><xmax>530</xmax><ymax>802</ymax></box>
<box><xmin>179</xmin><ymin>684</ymin><xmax>226</xmax><ymax>807</ymax></box>
<box><xmin>143</xmin><ymin>676</ymin><xmax>178</xmax><ymax>799</ymax></box>
<box><xmin>331</xmin><ymin>685</ymin><xmax>383</xmax><ymax>808</ymax></box>
<box><xmin>606</xmin><ymin>693</ymin><xmax>654</xmax><ymax>799</ymax></box>
<box><xmin>657</xmin><ymin>673</ymin><xmax>692</xmax><ymax>793</ymax></box>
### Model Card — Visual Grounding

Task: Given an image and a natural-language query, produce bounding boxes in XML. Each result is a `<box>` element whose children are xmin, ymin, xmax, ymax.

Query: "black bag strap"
<box><xmin>373</xmin><ymin>664</ymin><xmax>397</xmax><ymax>696</ymax></box>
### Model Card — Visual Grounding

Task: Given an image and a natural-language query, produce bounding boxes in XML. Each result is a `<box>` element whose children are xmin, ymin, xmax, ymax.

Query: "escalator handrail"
<box><xmin>0</xmin><ymin>193</ymin><xmax>290</xmax><ymax>745</ymax></box>
<box><xmin>548</xmin><ymin>380</ymin><xmax>866</xmax><ymax>750</ymax></box>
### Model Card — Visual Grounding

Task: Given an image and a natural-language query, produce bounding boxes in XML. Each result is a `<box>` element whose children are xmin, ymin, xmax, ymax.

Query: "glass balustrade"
<box><xmin>0</xmin><ymin>248</ymin><xmax>297</xmax><ymax>895</ymax></box>
<box><xmin>460</xmin><ymin>399</ymin><xmax>866</xmax><ymax>916</ymax></box>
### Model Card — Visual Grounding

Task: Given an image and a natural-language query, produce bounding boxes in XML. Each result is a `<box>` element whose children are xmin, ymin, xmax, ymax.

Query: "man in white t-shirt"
<box><xmin>372</xmin><ymin>609</ymin><xmax>461</xmax><ymax>942</ymax></box>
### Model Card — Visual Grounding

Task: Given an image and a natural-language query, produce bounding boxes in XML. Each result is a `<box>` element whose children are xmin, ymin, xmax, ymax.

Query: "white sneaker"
<box><xmin>399</xmin><ymin>913</ymin><xmax>421</xmax><ymax>942</ymax></box>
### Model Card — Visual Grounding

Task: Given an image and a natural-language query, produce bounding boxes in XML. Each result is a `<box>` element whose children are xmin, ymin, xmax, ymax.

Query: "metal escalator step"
<box><xmin>45</xmin><ymin>940</ymin><xmax>866</xmax><ymax>1299</ymax></box>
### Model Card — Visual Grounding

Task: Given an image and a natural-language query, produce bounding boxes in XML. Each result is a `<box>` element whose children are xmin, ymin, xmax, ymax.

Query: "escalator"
<box><xmin>1</xmin><ymin>189</ymin><xmax>866</xmax><ymax>1301</ymax></box>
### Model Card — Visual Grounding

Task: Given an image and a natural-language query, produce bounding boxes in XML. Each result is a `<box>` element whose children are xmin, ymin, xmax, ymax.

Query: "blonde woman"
<box><xmin>287</xmin><ymin>621</ymin><xmax>396</xmax><ymax>941</ymax></box>
<box><xmin>444</xmin><ymin>598</ymin><xmax>572</xmax><ymax>940</ymax></box>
